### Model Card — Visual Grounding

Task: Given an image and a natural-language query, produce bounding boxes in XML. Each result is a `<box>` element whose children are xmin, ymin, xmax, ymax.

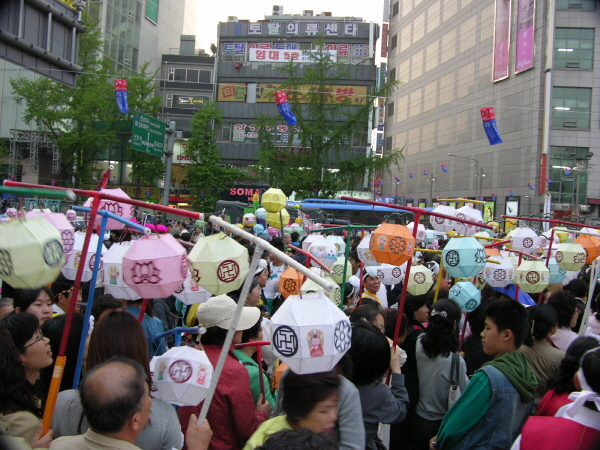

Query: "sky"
<box><xmin>194</xmin><ymin>0</ymin><xmax>386</xmax><ymax>52</ymax></box>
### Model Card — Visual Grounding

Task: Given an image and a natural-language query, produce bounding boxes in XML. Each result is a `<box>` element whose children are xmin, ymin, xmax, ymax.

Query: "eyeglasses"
<box><xmin>24</xmin><ymin>331</ymin><xmax>44</xmax><ymax>349</ymax></box>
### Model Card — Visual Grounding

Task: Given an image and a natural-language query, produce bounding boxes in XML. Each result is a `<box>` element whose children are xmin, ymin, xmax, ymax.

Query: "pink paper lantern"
<box><xmin>26</xmin><ymin>211</ymin><xmax>75</xmax><ymax>260</ymax></box>
<box><xmin>123</xmin><ymin>234</ymin><xmax>188</xmax><ymax>298</ymax></box>
<box><xmin>83</xmin><ymin>188</ymin><xmax>135</xmax><ymax>230</ymax></box>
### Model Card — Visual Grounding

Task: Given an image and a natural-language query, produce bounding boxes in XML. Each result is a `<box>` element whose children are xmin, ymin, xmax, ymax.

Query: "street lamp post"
<box><xmin>568</xmin><ymin>151</ymin><xmax>594</xmax><ymax>220</ymax></box>
<box><xmin>448</xmin><ymin>153</ymin><xmax>485</xmax><ymax>199</ymax></box>
<box><xmin>427</xmin><ymin>175</ymin><xmax>436</xmax><ymax>205</ymax></box>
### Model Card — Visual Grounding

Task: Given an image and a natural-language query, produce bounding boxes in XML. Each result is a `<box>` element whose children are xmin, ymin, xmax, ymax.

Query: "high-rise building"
<box><xmin>386</xmin><ymin>0</ymin><xmax>600</xmax><ymax>222</ymax></box>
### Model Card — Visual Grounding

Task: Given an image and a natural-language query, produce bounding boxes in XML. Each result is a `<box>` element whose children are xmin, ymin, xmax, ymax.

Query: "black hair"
<box><xmin>547</xmin><ymin>291</ymin><xmax>578</xmax><ymax>329</ymax></box>
<box><xmin>91</xmin><ymin>294</ymin><xmax>123</xmax><ymax>322</ymax></box>
<box><xmin>200</xmin><ymin>326</ymin><xmax>229</xmax><ymax>346</ymax></box>
<box><xmin>523</xmin><ymin>304</ymin><xmax>558</xmax><ymax>347</ymax></box>
<box><xmin>381</xmin><ymin>310</ymin><xmax>409</xmax><ymax>341</ymax></box>
<box><xmin>241</xmin><ymin>315</ymin><xmax>263</xmax><ymax>343</ymax></box>
<box><xmin>13</xmin><ymin>287</ymin><xmax>53</xmax><ymax>313</ymax></box>
<box><xmin>484</xmin><ymin>299</ymin><xmax>529</xmax><ymax>348</ymax></box>
<box><xmin>580</xmin><ymin>347</ymin><xmax>600</xmax><ymax>394</ymax></box>
<box><xmin>548</xmin><ymin>337</ymin><xmax>600</xmax><ymax>394</ymax></box>
<box><xmin>350</xmin><ymin>305</ymin><xmax>383</xmax><ymax>327</ymax></box>
<box><xmin>271</xmin><ymin>238</ymin><xmax>285</xmax><ymax>252</ymax></box>
<box><xmin>257</xmin><ymin>428</ymin><xmax>339</xmax><ymax>450</ymax></box>
<box><xmin>291</xmin><ymin>231</ymin><xmax>300</xmax><ymax>242</ymax></box>
<box><xmin>0</xmin><ymin>312</ymin><xmax>39</xmax><ymax>352</ymax></box>
<box><xmin>229</xmin><ymin>279</ymin><xmax>259</xmax><ymax>303</ymax></box>
<box><xmin>421</xmin><ymin>299</ymin><xmax>461</xmax><ymax>358</ymax></box>
<box><xmin>79</xmin><ymin>357</ymin><xmax>146</xmax><ymax>434</ymax></box>
<box><xmin>467</xmin><ymin>297</ymin><xmax>495</xmax><ymax>336</ymax></box>
<box><xmin>402</xmin><ymin>293</ymin><xmax>428</xmax><ymax>324</ymax></box>
<box><xmin>51</xmin><ymin>274</ymin><xmax>75</xmax><ymax>304</ymax></box>
<box><xmin>348</xmin><ymin>251</ymin><xmax>359</xmax><ymax>262</ymax></box>
<box><xmin>595</xmin><ymin>292</ymin><xmax>600</xmax><ymax>321</ymax></box>
<box><xmin>563</xmin><ymin>279</ymin><xmax>588</xmax><ymax>299</ymax></box>
<box><xmin>347</xmin><ymin>320</ymin><xmax>390</xmax><ymax>385</ymax></box>
<box><xmin>282</xmin><ymin>370</ymin><xmax>340</xmax><ymax>425</ymax></box>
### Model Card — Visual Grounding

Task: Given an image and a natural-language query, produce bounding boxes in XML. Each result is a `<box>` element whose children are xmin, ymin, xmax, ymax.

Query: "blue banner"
<box><xmin>115</xmin><ymin>90</ymin><xmax>129</xmax><ymax>114</ymax></box>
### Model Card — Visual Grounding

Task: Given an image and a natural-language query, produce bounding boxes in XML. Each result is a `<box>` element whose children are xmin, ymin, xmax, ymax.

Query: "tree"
<box><xmin>256</xmin><ymin>46</ymin><xmax>403</xmax><ymax>199</ymax></box>
<box><xmin>184</xmin><ymin>102</ymin><xmax>239</xmax><ymax>211</ymax></box>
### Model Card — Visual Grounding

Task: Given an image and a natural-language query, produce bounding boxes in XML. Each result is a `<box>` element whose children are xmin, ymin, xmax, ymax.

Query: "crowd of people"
<box><xmin>1</xmin><ymin>225</ymin><xmax>600</xmax><ymax>450</ymax></box>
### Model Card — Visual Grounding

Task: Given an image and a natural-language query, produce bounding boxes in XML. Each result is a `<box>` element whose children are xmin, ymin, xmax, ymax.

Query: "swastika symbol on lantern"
<box><xmin>273</xmin><ymin>325</ymin><xmax>298</xmax><ymax>357</ymax></box>
<box><xmin>526</xmin><ymin>271</ymin><xmax>540</xmax><ymax>284</ymax></box>
<box><xmin>283</xmin><ymin>278</ymin><xmax>297</xmax><ymax>293</ymax></box>
<box><xmin>392</xmin><ymin>267</ymin><xmax>402</xmax><ymax>278</ymax></box>
<box><xmin>556</xmin><ymin>252</ymin><xmax>563</xmax><ymax>263</ymax></box>
<box><xmin>389</xmin><ymin>237</ymin><xmax>406</xmax><ymax>254</ymax></box>
<box><xmin>435</xmin><ymin>216</ymin><xmax>444</xmax><ymax>224</ymax></box>
<box><xmin>450</xmin><ymin>284</ymin><xmax>462</xmax><ymax>296</ymax></box>
<box><xmin>445</xmin><ymin>250</ymin><xmax>460</xmax><ymax>267</ymax></box>
<box><xmin>414</xmin><ymin>272</ymin><xmax>426</xmax><ymax>284</ymax></box>
<box><xmin>217</xmin><ymin>260</ymin><xmax>240</xmax><ymax>283</ymax></box>
<box><xmin>169</xmin><ymin>360</ymin><xmax>192</xmax><ymax>383</ymax></box>
<box><xmin>523</xmin><ymin>238</ymin><xmax>534</xmax><ymax>248</ymax></box>
<box><xmin>334</xmin><ymin>320</ymin><xmax>351</xmax><ymax>352</ymax></box>
<box><xmin>43</xmin><ymin>240</ymin><xmax>63</xmax><ymax>267</ymax></box>
<box><xmin>0</xmin><ymin>249</ymin><xmax>13</xmax><ymax>276</ymax></box>
<box><xmin>61</xmin><ymin>230</ymin><xmax>74</xmax><ymax>253</ymax></box>
<box><xmin>494</xmin><ymin>270</ymin><xmax>506</xmax><ymax>281</ymax></box>
<box><xmin>574</xmin><ymin>253</ymin><xmax>586</xmax><ymax>264</ymax></box>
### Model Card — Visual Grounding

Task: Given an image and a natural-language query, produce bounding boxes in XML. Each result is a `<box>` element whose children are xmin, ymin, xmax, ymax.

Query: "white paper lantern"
<box><xmin>406</xmin><ymin>222</ymin><xmax>427</xmax><ymax>244</ymax></box>
<box><xmin>0</xmin><ymin>217</ymin><xmax>65</xmax><ymax>288</ymax></box>
<box><xmin>61</xmin><ymin>231</ymin><xmax>107</xmax><ymax>282</ymax></box>
<box><xmin>430</xmin><ymin>205</ymin><xmax>457</xmax><ymax>233</ymax></box>
<box><xmin>454</xmin><ymin>206</ymin><xmax>484</xmax><ymax>237</ymax></box>
<box><xmin>481</xmin><ymin>257</ymin><xmax>515</xmax><ymax>288</ymax></box>
<box><xmin>510</xmin><ymin>228</ymin><xmax>539</xmax><ymax>255</ymax></box>
<box><xmin>270</xmin><ymin>292</ymin><xmax>351</xmax><ymax>374</ymax></box>
<box><xmin>376</xmin><ymin>263</ymin><xmax>406</xmax><ymax>286</ymax></box>
<box><xmin>327</xmin><ymin>235</ymin><xmax>347</xmax><ymax>257</ymax></box>
<box><xmin>150</xmin><ymin>346</ymin><xmax>213</xmax><ymax>406</ymax></box>
<box><xmin>306</xmin><ymin>238</ymin><xmax>337</xmax><ymax>269</ymax></box>
<box><xmin>242</xmin><ymin>213</ymin><xmax>256</xmax><ymax>227</ymax></box>
<box><xmin>26</xmin><ymin>211</ymin><xmax>75</xmax><ymax>261</ymax></box>
<box><xmin>356</xmin><ymin>235</ymin><xmax>381</xmax><ymax>267</ymax></box>
<box><xmin>173</xmin><ymin>270</ymin><xmax>213</xmax><ymax>305</ymax></box>
<box><xmin>102</xmin><ymin>242</ymin><xmax>138</xmax><ymax>300</ymax></box>
<box><xmin>302</xmin><ymin>234</ymin><xmax>325</xmax><ymax>252</ymax></box>
<box><xmin>255</xmin><ymin>208</ymin><xmax>267</xmax><ymax>220</ymax></box>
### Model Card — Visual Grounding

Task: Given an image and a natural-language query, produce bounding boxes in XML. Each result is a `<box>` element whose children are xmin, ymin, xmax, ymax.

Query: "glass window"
<box><xmin>556</xmin><ymin>0</ymin><xmax>596</xmax><ymax>10</ymax></box>
<box><xmin>387</xmin><ymin>101</ymin><xmax>395</xmax><ymax>117</ymax></box>
<box><xmin>165</xmin><ymin>94</ymin><xmax>173</xmax><ymax>108</ymax></box>
<box><xmin>392</xmin><ymin>1</ymin><xmax>399</xmax><ymax>17</ymax></box>
<box><xmin>186</xmin><ymin>69</ymin><xmax>200</xmax><ymax>82</ymax></box>
<box><xmin>554</xmin><ymin>28</ymin><xmax>594</xmax><ymax>69</ymax></box>
<box><xmin>391</xmin><ymin>34</ymin><xmax>398</xmax><ymax>50</ymax></box>
<box><xmin>173</xmin><ymin>69</ymin><xmax>186</xmax><ymax>81</ymax></box>
<box><xmin>199</xmin><ymin>70</ymin><xmax>212</xmax><ymax>83</ymax></box>
<box><xmin>389</xmin><ymin>68</ymin><xmax>396</xmax><ymax>81</ymax></box>
<box><xmin>551</xmin><ymin>87</ymin><xmax>591</xmax><ymax>128</ymax></box>
<box><xmin>385</xmin><ymin>136</ymin><xmax>392</xmax><ymax>151</ymax></box>
<box><xmin>548</xmin><ymin>146</ymin><xmax>591</xmax><ymax>204</ymax></box>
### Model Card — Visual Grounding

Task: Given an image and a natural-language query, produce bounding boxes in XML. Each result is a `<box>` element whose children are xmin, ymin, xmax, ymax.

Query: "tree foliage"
<box><xmin>184</xmin><ymin>102</ymin><xmax>239</xmax><ymax>211</ymax></box>
<box><xmin>256</xmin><ymin>46</ymin><xmax>403</xmax><ymax>199</ymax></box>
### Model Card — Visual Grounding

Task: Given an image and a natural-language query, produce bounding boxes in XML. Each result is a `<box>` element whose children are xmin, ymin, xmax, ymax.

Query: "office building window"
<box><xmin>391</xmin><ymin>34</ymin><xmax>398</xmax><ymax>50</ymax></box>
<box><xmin>385</xmin><ymin>136</ymin><xmax>393</xmax><ymax>151</ymax></box>
<box><xmin>387</xmin><ymin>101</ymin><xmax>394</xmax><ymax>117</ymax></box>
<box><xmin>169</xmin><ymin>68</ymin><xmax>212</xmax><ymax>82</ymax></box>
<box><xmin>551</xmin><ymin>87</ymin><xmax>591</xmax><ymax>128</ymax></box>
<box><xmin>389</xmin><ymin>68</ymin><xmax>396</xmax><ymax>81</ymax></box>
<box><xmin>165</xmin><ymin>94</ymin><xmax>173</xmax><ymax>108</ymax></box>
<box><xmin>548</xmin><ymin>146</ymin><xmax>590</xmax><ymax>204</ymax></box>
<box><xmin>392</xmin><ymin>2</ymin><xmax>399</xmax><ymax>17</ymax></box>
<box><xmin>555</xmin><ymin>28</ymin><xmax>594</xmax><ymax>69</ymax></box>
<box><xmin>556</xmin><ymin>0</ymin><xmax>596</xmax><ymax>10</ymax></box>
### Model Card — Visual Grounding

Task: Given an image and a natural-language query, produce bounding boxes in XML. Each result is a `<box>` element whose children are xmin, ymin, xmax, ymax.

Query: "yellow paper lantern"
<box><xmin>575</xmin><ymin>235</ymin><xmax>600</xmax><ymax>263</ymax></box>
<box><xmin>261</xmin><ymin>188</ymin><xmax>287</xmax><ymax>213</ymax></box>
<box><xmin>266</xmin><ymin>209</ymin><xmax>290</xmax><ymax>229</ymax></box>
<box><xmin>555</xmin><ymin>242</ymin><xmax>587</xmax><ymax>272</ymax></box>
<box><xmin>406</xmin><ymin>264</ymin><xmax>434</xmax><ymax>295</ymax></box>
<box><xmin>516</xmin><ymin>260</ymin><xmax>550</xmax><ymax>294</ymax></box>
<box><xmin>369</xmin><ymin>223</ymin><xmax>416</xmax><ymax>266</ymax></box>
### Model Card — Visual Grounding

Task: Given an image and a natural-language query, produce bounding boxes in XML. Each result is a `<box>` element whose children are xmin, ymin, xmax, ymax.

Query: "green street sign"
<box><xmin>132</xmin><ymin>112</ymin><xmax>165</xmax><ymax>157</ymax></box>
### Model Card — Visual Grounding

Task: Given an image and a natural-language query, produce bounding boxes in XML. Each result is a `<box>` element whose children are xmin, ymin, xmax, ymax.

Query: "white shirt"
<box><xmin>263</xmin><ymin>262</ymin><xmax>286</xmax><ymax>299</ymax></box>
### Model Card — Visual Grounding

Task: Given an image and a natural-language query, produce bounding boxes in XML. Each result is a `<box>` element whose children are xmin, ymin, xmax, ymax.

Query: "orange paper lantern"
<box><xmin>278</xmin><ymin>267</ymin><xmax>303</xmax><ymax>299</ymax></box>
<box><xmin>575</xmin><ymin>235</ymin><xmax>600</xmax><ymax>263</ymax></box>
<box><xmin>369</xmin><ymin>223</ymin><xmax>416</xmax><ymax>266</ymax></box>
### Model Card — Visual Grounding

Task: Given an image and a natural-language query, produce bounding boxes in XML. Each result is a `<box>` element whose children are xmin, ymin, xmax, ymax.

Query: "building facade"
<box><xmin>385</xmin><ymin>0</ymin><xmax>600</xmax><ymax>222</ymax></box>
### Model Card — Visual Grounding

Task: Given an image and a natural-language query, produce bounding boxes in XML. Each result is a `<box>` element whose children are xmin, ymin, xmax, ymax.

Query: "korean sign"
<box><xmin>217</xmin><ymin>83</ymin><xmax>247</xmax><ymax>102</ymax></box>
<box><xmin>248</xmin><ymin>49</ymin><xmax>337</xmax><ymax>63</ymax></box>
<box><xmin>131</xmin><ymin>112</ymin><xmax>165</xmax><ymax>157</ymax></box>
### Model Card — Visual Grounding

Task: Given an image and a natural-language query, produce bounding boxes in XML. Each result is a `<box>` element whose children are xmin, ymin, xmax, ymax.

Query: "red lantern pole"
<box><xmin>138</xmin><ymin>299</ymin><xmax>148</xmax><ymax>323</ymax></box>
<box><xmin>234</xmin><ymin>341</ymin><xmax>270</xmax><ymax>399</ymax></box>
<box><xmin>514</xmin><ymin>252</ymin><xmax>523</xmax><ymax>302</ymax></box>
<box><xmin>287</xmin><ymin>244</ymin><xmax>334</xmax><ymax>274</ymax></box>
<box><xmin>484</xmin><ymin>240</ymin><xmax>511</xmax><ymax>248</ymax></box>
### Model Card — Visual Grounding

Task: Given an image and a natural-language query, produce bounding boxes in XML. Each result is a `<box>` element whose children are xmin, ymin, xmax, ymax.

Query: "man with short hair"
<box><xmin>430</xmin><ymin>299</ymin><xmax>537</xmax><ymax>450</ymax></box>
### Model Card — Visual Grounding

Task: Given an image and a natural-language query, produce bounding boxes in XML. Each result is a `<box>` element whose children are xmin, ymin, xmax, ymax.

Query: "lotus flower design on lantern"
<box><xmin>131</xmin><ymin>261</ymin><xmax>162</xmax><ymax>285</ymax></box>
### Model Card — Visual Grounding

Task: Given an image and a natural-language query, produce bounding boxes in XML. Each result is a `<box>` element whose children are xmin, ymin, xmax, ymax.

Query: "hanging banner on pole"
<box><xmin>515</xmin><ymin>0</ymin><xmax>535</xmax><ymax>74</ymax></box>
<box><xmin>492</xmin><ymin>0</ymin><xmax>511</xmax><ymax>82</ymax></box>
<box><xmin>480</xmin><ymin>107</ymin><xmax>503</xmax><ymax>145</ymax></box>
<box><xmin>114</xmin><ymin>79</ymin><xmax>129</xmax><ymax>114</ymax></box>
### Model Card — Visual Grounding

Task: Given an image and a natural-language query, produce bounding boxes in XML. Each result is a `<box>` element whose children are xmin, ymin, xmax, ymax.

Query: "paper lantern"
<box><xmin>270</xmin><ymin>292</ymin><xmax>351</xmax><ymax>374</ymax></box>
<box><xmin>510</xmin><ymin>228</ymin><xmax>539</xmax><ymax>254</ymax></box>
<box><xmin>538</xmin><ymin>232</ymin><xmax>559</xmax><ymax>250</ymax></box>
<box><xmin>188</xmin><ymin>233</ymin><xmax>249</xmax><ymax>295</ymax></box>
<box><xmin>481</xmin><ymin>257</ymin><xmax>515</xmax><ymax>288</ymax></box>
<box><xmin>242</xmin><ymin>213</ymin><xmax>256</xmax><ymax>227</ymax></box>
<box><xmin>430</xmin><ymin>205</ymin><xmax>457</xmax><ymax>233</ymax></box>
<box><xmin>255</xmin><ymin>208</ymin><xmax>268</xmax><ymax>220</ymax></box>
<box><xmin>266</xmin><ymin>209</ymin><xmax>290</xmax><ymax>229</ymax></box>
<box><xmin>473</xmin><ymin>231</ymin><xmax>493</xmax><ymax>245</ymax></box>
<box><xmin>423</xmin><ymin>230</ymin><xmax>436</xmax><ymax>246</ymax></box>
<box><xmin>555</xmin><ymin>242</ymin><xmax>586</xmax><ymax>272</ymax></box>
<box><xmin>449</xmin><ymin>282</ymin><xmax>481</xmax><ymax>312</ymax></box>
<box><xmin>328</xmin><ymin>257</ymin><xmax>352</xmax><ymax>284</ymax></box>
<box><xmin>62</xmin><ymin>231</ymin><xmax>107</xmax><ymax>282</ymax></box>
<box><xmin>302</xmin><ymin>234</ymin><xmax>325</xmax><ymax>252</ymax></box>
<box><xmin>406</xmin><ymin>265</ymin><xmax>434</xmax><ymax>295</ymax></box>
<box><xmin>369</xmin><ymin>223</ymin><xmax>416</xmax><ymax>266</ymax></box>
<box><xmin>354</xmin><ymin>236</ymin><xmax>378</xmax><ymax>267</ymax></box>
<box><xmin>516</xmin><ymin>260</ymin><xmax>550</xmax><ymax>294</ymax></box>
<box><xmin>279</xmin><ymin>267</ymin><xmax>303</xmax><ymax>299</ymax></box>
<box><xmin>553</xmin><ymin>228</ymin><xmax>570</xmax><ymax>243</ymax></box>
<box><xmin>306</xmin><ymin>238</ymin><xmax>337</xmax><ymax>268</ymax></box>
<box><xmin>102</xmin><ymin>242</ymin><xmax>138</xmax><ymax>300</ymax></box>
<box><xmin>575</xmin><ymin>235</ymin><xmax>600</xmax><ymax>263</ymax></box>
<box><xmin>123</xmin><ymin>234</ymin><xmax>187</xmax><ymax>298</ymax></box>
<box><xmin>83</xmin><ymin>188</ymin><xmax>135</xmax><ymax>230</ymax></box>
<box><xmin>407</xmin><ymin>222</ymin><xmax>427</xmax><ymax>244</ymax></box>
<box><xmin>454</xmin><ymin>206</ymin><xmax>484</xmax><ymax>237</ymax></box>
<box><xmin>267</xmin><ymin>227</ymin><xmax>280</xmax><ymax>237</ymax></box>
<box><xmin>253</xmin><ymin>224</ymin><xmax>265</xmax><ymax>235</ymax></box>
<box><xmin>65</xmin><ymin>209</ymin><xmax>77</xmax><ymax>222</ymax></box>
<box><xmin>442</xmin><ymin>237</ymin><xmax>486</xmax><ymax>279</ymax></box>
<box><xmin>487</xmin><ymin>248</ymin><xmax>502</xmax><ymax>258</ymax></box>
<box><xmin>548</xmin><ymin>258</ymin><xmax>567</xmax><ymax>284</ymax></box>
<box><xmin>261</xmin><ymin>188</ymin><xmax>287</xmax><ymax>213</ymax></box>
<box><xmin>327</xmin><ymin>235</ymin><xmax>346</xmax><ymax>257</ymax></box>
<box><xmin>26</xmin><ymin>211</ymin><xmax>75</xmax><ymax>261</ymax></box>
<box><xmin>456</xmin><ymin>272</ymin><xmax>486</xmax><ymax>290</ymax></box>
<box><xmin>376</xmin><ymin>263</ymin><xmax>406</xmax><ymax>286</ymax></box>
<box><xmin>150</xmin><ymin>346</ymin><xmax>213</xmax><ymax>406</ymax></box>
<box><xmin>173</xmin><ymin>270</ymin><xmax>213</xmax><ymax>305</ymax></box>
<box><xmin>300</xmin><ymin>277</ymin><xmax>341</xmax><ymax>307</ymax></box>
<box><xmin>0</xmin><ymin>217</ymin><xmax>65</xmax><ymax>288</ymax></box>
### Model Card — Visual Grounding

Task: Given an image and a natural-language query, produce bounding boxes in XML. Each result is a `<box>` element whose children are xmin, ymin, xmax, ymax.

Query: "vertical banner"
<box><xmin>114</xmin><ymin>79</ymin><xmax>129</xmax><ymax>114</ymax></box>
<box><xmin>480</xmin><ymin>107</ymin><xmax>503</xmax><ymax>145</ymax></box>
<box><xmin>493</xmin><ymin>0</ymin><xmax>511</xmax><ymax>82</ymax></box>
<box><xmin>377</xmin><ymin>98</ymin><xmax>385</xmax><ymax>131</ymax></box>
<box><xmin>515</xmin><ymin>0</ymin><xmax>535</xmax><ymax>73</ymax></box>
<box><xmin>381</xmin><ymin>23</ymin><xmax>389</xmax><ymax>58</ymax></box>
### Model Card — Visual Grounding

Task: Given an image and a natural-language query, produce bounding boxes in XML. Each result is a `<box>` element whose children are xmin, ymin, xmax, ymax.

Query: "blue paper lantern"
<box><xmin>449</xmin><ymin>282</ymin><xmax>481</xmax><ymax>312</ymax></box>
<box><xmin>548</xmin><ymin>257</ymin><xmax>567</xmax><ymax>284</ymax></box>
<box><xmin>442</xmin><ymin>237</ymin><xmax>486</xmax><ymax>279</ymax></box>
<box><xmin>253</xmin><ymin>224</ymin><xmax>265</xmax><ymax>234</ymax></box>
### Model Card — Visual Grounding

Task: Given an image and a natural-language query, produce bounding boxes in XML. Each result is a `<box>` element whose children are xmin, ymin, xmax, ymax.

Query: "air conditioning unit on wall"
<box><xmin>272</xmin><ymin>5</ymin><xmax>284</xmax><ymax>15</ymax></box>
